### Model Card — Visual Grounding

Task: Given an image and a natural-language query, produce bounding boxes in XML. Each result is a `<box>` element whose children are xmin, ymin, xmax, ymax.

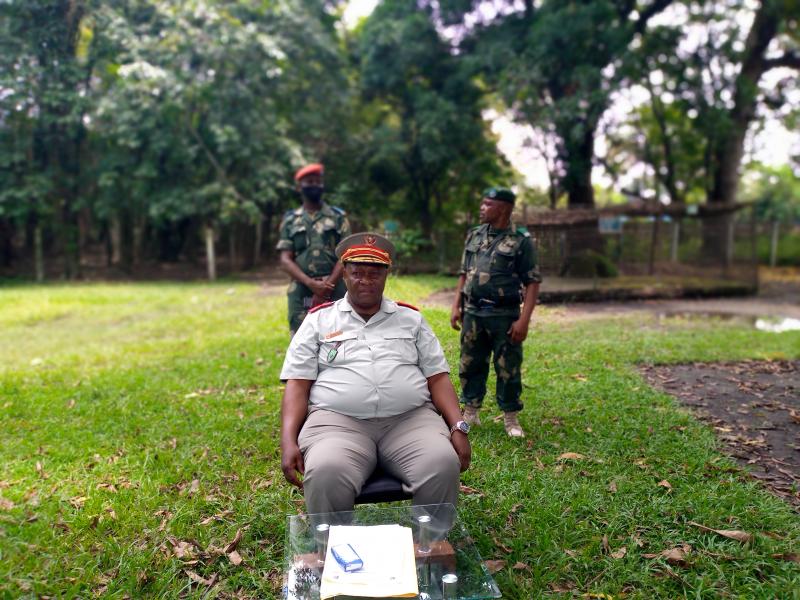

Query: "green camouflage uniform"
<box><xmin>277</xmin><ymin>203</ymin><xmax>351</xmax><ymax>334</ymax></box>
<box><xmin>459</xmin><ymin>223</ymin><xmax>542</xmax><ymax>413</ymax></box>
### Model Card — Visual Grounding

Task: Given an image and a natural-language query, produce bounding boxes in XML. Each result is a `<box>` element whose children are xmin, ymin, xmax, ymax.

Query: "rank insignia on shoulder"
<box><xmin>396</xmin><ymin>301</ymin><xmax>419</xmax><ymax>311</ymax></box>
<box><xmin>308</xmin><ymin>301</ymin><xmax>334</xmax><ymax>314</ymax></box>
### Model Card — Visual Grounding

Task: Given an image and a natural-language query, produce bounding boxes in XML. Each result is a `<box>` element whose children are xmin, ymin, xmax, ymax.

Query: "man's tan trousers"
<box><xmin>298</xmin><ymin>404</ymin><xmax>461</xmax><ymax>514</ymax></box>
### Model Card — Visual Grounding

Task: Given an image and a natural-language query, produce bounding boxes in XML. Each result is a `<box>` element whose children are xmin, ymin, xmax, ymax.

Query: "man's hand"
<box><xmin>281</xmin><ymin>441</ymin><xmax>305</xmax><ymax>489</ymax></box>
<box><xmin>308</xmin><ymin>278</ymin><xmax>334</xmax><ymax>298</ymax></box>
<box><xmin>450</xmin><ymin>432</ymin><xmax>471</xmax><ymax>472</ymax></box>
<box><xmin>450</xmin><ymin>304</ymin><xmax>462</xmax><ymax>331</ymax></box>
<box><xmin>507</xmin><ymin>317</ymin><xmax>529</xmax><ymax>345</ymax></box>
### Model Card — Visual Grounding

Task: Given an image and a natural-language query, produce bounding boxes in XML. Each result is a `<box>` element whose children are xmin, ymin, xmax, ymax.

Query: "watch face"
<box><xmin>458</xmin><ymin>421</ymin><xmax>470</xmax><ymax>434</ymax></box>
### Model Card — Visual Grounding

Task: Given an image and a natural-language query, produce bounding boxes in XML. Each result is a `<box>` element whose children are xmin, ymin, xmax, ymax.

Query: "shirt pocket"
<box><xmin>318</xmin><ymin>332</ymin><xmax>357</xmax><ymax>365</ymax></box>
<box><xmin>289</xmin><ymin>225</ymin><xmax>308</xmax><ymax>252</ymax></box>
<box><xmin>375</xmin><ymin>332</ymin><xmax>418</xmax><ymax>365</ymax></box>
<box><xmin>490</xmin><ymin>244</ymin><xmax>517</xmax><ymax>273</ymax></box>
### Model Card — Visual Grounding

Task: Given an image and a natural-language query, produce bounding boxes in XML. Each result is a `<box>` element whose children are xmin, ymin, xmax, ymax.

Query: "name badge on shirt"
<box><xmin>327</xmin><ymin>340</ymin><xmax>343</xmax><ymax>362</ymax></box>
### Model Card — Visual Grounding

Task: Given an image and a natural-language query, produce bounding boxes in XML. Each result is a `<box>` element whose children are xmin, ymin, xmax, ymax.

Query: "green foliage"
<box><xmin>560</xmin><ymin>249</ymin><xmax>619</xmax><ymax>278</ymax></box>
<box><xmin>742</xmin><ymin>164</ymin><xmax>800</xmax><ymax>224</ymax></box>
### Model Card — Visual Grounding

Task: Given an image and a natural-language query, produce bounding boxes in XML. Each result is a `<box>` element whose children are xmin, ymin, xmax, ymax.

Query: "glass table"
<box><xmin>283</xmin><ymin>503</ymin><xmax>502</xmax><ymax>600</ymax></box>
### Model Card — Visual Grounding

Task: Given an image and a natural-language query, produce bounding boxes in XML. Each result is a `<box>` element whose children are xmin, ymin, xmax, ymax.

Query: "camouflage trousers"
<box><xmin>459</xmin><ymin>312</ymin><xmax>524</xmax><ymax>413</ymax></box>
<box><xmin>287</xmin><ymin>277</ymin><xmax>346</xmax><ymax>335</ymax></box>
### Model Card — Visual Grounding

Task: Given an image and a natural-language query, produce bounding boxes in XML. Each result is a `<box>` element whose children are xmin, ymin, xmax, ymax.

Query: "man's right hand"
<box><xmin>450</xmin><ymin>305</ymin><xmax>462</xmax><ymax>331</ymax></box>
<box><xmin>281</xmin><ymin>442</ymin><xmax>305</xmax><ymax>489</ymax></box>
<box><xmin>307</xmin><ymin>278</ymin><xmax>334</xmax><ymax>298</ymax></box>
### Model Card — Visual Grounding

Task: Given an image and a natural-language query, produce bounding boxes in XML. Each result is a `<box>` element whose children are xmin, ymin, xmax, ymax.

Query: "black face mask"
<box><xmin>301</xmin><ymin>185</ymin><xmax>324</xmax><ymax>203</ymax></box>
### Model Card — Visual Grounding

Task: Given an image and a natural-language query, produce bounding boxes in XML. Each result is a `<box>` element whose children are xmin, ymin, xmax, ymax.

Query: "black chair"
<box><xmin>354</xmin><ymin>466</ymin><xmax>412</xmax><ymax>504</ymax></box>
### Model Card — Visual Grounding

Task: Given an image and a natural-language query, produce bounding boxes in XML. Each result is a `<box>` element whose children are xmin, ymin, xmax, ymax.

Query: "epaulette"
<box><xmin>516</xmin><ymin>226</ymin><xmax>531</xmax><ymax>238</ymax></box>
<box><xmin>396</xmin><ymin>301</ymin><xmax>419</xmax><ymax>312</ymax></box>
<box><xmin>331</xmin><ymin>205</ymin><xmax>346</xmax><ymax>216</ymax></box>
<box><xmin>308</xmin><ymin>301</ymin><xmax>334</xmax><ymax>314</ymax></box>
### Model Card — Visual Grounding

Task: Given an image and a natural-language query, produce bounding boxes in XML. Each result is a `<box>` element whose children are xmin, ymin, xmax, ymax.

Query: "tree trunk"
<box><xmin>110</xmin><ymin>215</ymin><xmax>122</xmax><ymax>265</ymax></box>
<box><xmin>204</xmin><ymin>224</ymin><xmax>217</xmax><ymax>281</ymax></box>
<box><xmin>704</xmin><ymin>1</ymin><xmax>783</xmax><ymax>260</ymax></box>
<box><xmin>254</xmin><ymin>216</ymin><xmax>263</xmax><ymax>266</ymax></box>
<box><xmin>132</xmin><ymin>216</ymin><xmax>145</xmax><ymax>267</ymax></box>
<box><xmin>34</xmin><ymin>223</ymin><xmax>45</xmax><ymax>283</ymax></box>
<box><xmin>228</xmin><ymin>225</ymin><xmax>237</xmax><ymax>272</ymax></box>
<box><xmin>769</xmin><ymin>220</ymin><xmax>779</xmax><ymax>268</ymax></box>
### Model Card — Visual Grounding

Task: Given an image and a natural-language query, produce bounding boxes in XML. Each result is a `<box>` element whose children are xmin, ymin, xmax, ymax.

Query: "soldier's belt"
<box><xmin>467</xmin><ymin>296</ymin><xmax>520</xmax><ymax>308</ymax></box>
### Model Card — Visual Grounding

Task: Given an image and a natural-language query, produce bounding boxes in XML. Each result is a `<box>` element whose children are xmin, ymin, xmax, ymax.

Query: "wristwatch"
<box><xmin>449</xmin><ymin>420</ymin><xmax>470</xmax><ymax>436</ymax></box>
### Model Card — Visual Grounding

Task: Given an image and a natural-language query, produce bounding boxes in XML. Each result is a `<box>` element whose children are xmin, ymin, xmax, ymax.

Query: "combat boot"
<box><xmin>503</xmin><ymin>411</ymin><xmax>525</xmax><ymax>438</ymax></box>
<box><xmin>462</xmin><ymin>405</ymin><xmax>481</xmax><ymax>426</ymax></box>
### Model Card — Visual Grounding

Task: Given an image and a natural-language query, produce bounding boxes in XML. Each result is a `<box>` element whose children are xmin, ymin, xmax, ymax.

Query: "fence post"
<box><xmin>670</xmin><ymin>220</ymin><xmax>680</xmax><ymax>263</ymax></box>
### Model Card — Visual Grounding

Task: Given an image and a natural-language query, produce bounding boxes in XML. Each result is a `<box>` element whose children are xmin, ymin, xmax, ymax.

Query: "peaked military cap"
<box><xmin>336</xmin><ymin>232</ymin><xmax>396</xmax><ymax>266</ymax></box>
<box><xmin>294</xmin><ymin>163</ymin><xmax>324</xmax><ymax>181</ymax></box>
<box><xmin>483</xmin><ymin>186</ymin><xmax>516</xmax><ymax>204</ymax></box>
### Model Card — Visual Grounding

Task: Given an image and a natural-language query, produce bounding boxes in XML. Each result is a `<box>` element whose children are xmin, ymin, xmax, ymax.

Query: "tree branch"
<box><xmin>764</xmin><ymin>51</ymin><xmax>800</xmax><ymax>71</ymax></box>
<box><xmin>634</xmin><ymin>0</ymin><xmax>675</xmax><ymax>35</ymax></box>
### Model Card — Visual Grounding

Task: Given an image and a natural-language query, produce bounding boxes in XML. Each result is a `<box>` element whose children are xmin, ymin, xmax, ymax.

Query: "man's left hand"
<box><xmin>507</xmin><ymin>318</ymin><xmax>529</xmax><ymax>345</ymax></box>
<box><xmin>450</xmin><ymin>433</ymin><xmax>471</xmax><ymax>472</ymax></box>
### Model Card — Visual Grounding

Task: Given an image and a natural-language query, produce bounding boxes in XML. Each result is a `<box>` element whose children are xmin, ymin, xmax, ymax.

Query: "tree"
<box><xmin>440</xmin><ymin>0</ymin><xmax>676</xmax><ymax>209</ymax></box>
<box><xmin>356</xmin><ymin>0</ymin><xmax>506</xmax><ymax>247</ymax></box>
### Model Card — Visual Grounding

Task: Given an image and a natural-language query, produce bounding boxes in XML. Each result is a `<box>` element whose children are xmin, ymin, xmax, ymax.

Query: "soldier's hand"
<box><xmin>281</xmin><ymin>442</ymin><xmax>305</xmax><ymax>489</ymax></box>
<box><xmin>308</xmin><ymin>278</ymin><xmax>334</xmax><ymax>297</ymax></box>
<box><xmin>450</xmin><ymin>432</ymin><xmax>471</xmax><ymax>472</ymax></box>
<box><xmin>450</xmin><ymin>305</ymin><xmax>462</xmax><ymax>331</ymax></box>
<box><xmin>508</xmin><ymin>318</ymin><xmax>529</xmax><ymax>345</ymax></box>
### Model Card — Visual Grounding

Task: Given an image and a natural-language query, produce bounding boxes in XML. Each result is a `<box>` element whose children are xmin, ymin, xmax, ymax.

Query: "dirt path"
<box><xmin>642</xmin><ymin>361</ymin><xmax>800</xmax><ymax>506</ymax></box>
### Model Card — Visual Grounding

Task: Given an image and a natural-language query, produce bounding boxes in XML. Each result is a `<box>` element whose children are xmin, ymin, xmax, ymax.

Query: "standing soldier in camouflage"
<box><xmin>277</xmin><ymin>163</ymin><xmax>351</xmax><ymax>336</ymax></box>
<box><xmin>450</xmin><ymin>187</ymin><xmax>542</xmax><ymax>437</ymax></box>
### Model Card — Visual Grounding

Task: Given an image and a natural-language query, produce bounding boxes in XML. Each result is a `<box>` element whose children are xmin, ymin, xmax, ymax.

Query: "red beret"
<box><xmin>294</xmin><ymin>163</ymin><xmax>324</xmax><ymax>181</ymax></box>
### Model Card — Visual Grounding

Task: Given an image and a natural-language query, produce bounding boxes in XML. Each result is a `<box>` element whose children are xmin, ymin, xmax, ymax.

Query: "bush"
<box><xmin>560</xmin><ymin>250</ymin><xmax>619</xmax><ymax>278</ymax></box>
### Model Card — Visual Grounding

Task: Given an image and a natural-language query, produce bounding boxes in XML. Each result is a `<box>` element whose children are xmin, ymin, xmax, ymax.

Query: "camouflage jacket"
<box><xmin>459</xmin><ymin>223</ymin><xmax>542</xmax><ymax>316</ymax></box>
<box><xmin>276</xmin><ymin>203</ymin><xmax>351</xmax><ymax>278</ymax></box>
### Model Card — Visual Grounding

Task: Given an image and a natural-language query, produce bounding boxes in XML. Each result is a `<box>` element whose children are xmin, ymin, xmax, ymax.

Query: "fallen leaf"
<box><xmin>608</xmin><ymin>480</ymin><xmax>617</xmax><ymax>493</ymax></box>
<box><xmin>558</xmin><ymin>452</ymin><xmax>586</xmax><ymax>461</ymax></box>
<box><xmin>67</xmin><ymin>399</ymin><xmax>75</xmax><ymax>409</ymax></box>
<box><xmin>227</xmin><ymin>550</ymin><xmax>243</xmax><ymax>566</ymax></box>
<box><xmin>492</xmin><ymin>536</ymin><xmax>512</xmax><ymax>553</ymax></box>
<box><xmin>459</xmin><ymin>484</ymin><xmax>484</xmax><ymax>496</ymax></box>
<box><xmin>610</xmin><ymin>546</ymin><xmax>627</xmax><ymax>559</ymax></box>
<box><xmin>512</xmin><ymin>561</ymin><xmax>530</xmax><ymax>571</ymax></box>
<box><xmin>69</xmin><ymin>496</ymin><xmax>89</xmax><ymax>509</ymax></box>
<box><xmin>657</xmin><ymin>480</ymin><xmax>672</xmax><ymax>491</ymax></box>
<box><xmin>772</xmin><ymin>553</ymin><xmax>800</xmax><ymax>564</ymax></box>
<box><xmin>688</xmin><ymin>521</ymin><xmax>752</xmax><ymax>543</ymax></box>
<box><xmin>96</xmin><ymin>483</ymin><xmax>118</xmax><ymax>493</ymax></box>
<box><xmin>171</xmin><ymin>540</ymin><xmax>197</xmax><ymax>560</ymax></box>
<box><xmin>564</xmin><ymin>549</ymin><xmax>577</xmax><ymax>558</ymax></box>
<box><xmin>0</xmin><ymin>497</ymin><xmax>14</xmax><ymax>510</ymax></box>
<box><xmin>185</xmin><ymin>570</ymin><xmax>217</xmax><ymax>587</ymax></box>
<box><xmin>601</xmin><ymin>534</ymin><xmax>610</xmax><ymax>554</ymax></box>
<box><xmin>484</xmin><ymin>559</ymin><xmax>506</xmax><ymax>574</ymax></box>
<box><xmin>35</xmin><ymin>462</ymin><xmax>48</xmax><ymax>479</ymax></box>
<box><xmin>224</xmin><ymin>529</ymin><xmax>243</xmax><ymax>553</ymax></box>
<box><xmin>643</xmin><ymin>544</ymin><xmax>692</xmax><ymax>565</ymax></box>
<box><xmin>572</xmin><ymin>374</ymin><xmax>588</xmax><ymax>382</ymax></box>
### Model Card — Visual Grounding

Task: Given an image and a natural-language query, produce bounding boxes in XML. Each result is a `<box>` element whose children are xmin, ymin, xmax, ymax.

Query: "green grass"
<box><xmin>1</xmin><ymin>276</ymin><xmax>799</xmax><ymax>599</ymax></box>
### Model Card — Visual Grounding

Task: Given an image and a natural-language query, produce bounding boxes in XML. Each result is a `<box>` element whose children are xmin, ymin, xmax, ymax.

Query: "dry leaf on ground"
<box><xmin>459</xmin><ymin>484</ymin><xmax>484</xmax><ymax>496</ymax></box>
<box><xmin>227</xmin><ymin>550</ymin><xmax>243</xmax><ymax>566</ymax></box>
<box><xmin>642</xmin><ymin>544</ymin><xmax>692</xmax><ymax>565</ymax></box>
<box><xmin>610</xmin><ymin>546</ymin><xmax>627</xmax><ymax>559</ymax></box>
<box><xmin>225</xmin><ymin>529</ymin><xmax>243</xmax><ymax>553</ymax></box>
<box><xmin>688</xmin><ymin>521</ymin><xmax>753</xmax><ymax>543</ymax></box>
<box><xmin>772</xmin><ymin>553</ymin><xmax>800</xmax><ymax>564</ymax></box>
<box><xmin>558</xmin><ymin>452</ymin><xmax>586</xmax><ymax>461</ymax></box>
<box><xmin>512</xmin><ymin>561</ymin><xmax>530</xmax><ymax>571</ymax></box>
<box><xmin>608</xmin><ymin>480</ymin><xmax>617</xmax><ymax>493</ymax></box>
<box><xmin>657</xmin><ymin>480</ymin><xmax>672</xmax><ymax>491</ymax></box>
<box><xmin>484</xmin><ymin>559</ymin><xmax>506</xmax><ymax>574</ymax></box>
<box><xmin>0</xmin><ymin>497</ymin><xmax>15</xmax><ymax>510</ymax></box>
<box><xmin>185</xmin><ymin>570</ymin><xmax>217</xmax><ymax>587</ymax></box>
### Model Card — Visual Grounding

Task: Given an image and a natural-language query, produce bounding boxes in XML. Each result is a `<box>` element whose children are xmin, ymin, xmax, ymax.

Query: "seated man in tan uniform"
<box><xmin>279</xmin><ymin>232</ymin><xmax>471</xmax><ymax>514</ymax></box>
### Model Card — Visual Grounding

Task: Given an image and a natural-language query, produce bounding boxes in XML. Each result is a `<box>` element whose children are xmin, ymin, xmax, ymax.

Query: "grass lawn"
<box><xmin>1</xmin><ymin>275</ymin><xmax>799</xmax><ymax>599</ymax></box>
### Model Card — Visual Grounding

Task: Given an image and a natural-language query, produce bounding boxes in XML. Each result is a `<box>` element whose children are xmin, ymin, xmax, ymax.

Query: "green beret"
<box><xmin>483</xmin><ymin>187</ymin><xmax>516</xmax><ymax>204</ymax></box>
